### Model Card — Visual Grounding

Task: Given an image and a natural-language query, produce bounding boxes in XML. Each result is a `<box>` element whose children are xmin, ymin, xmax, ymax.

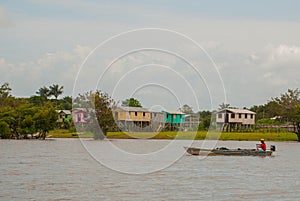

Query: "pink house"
<box><xmin>72</xmin><ymin>108</ymin><xmax>90</xmax><ymax>124</ymax></box>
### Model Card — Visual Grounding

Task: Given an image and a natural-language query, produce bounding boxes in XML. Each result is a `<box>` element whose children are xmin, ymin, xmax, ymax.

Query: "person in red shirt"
<box><xmin>259</xmin><ymin>139</ymin><xmax>266</xmax><ymax>151</ymax></box>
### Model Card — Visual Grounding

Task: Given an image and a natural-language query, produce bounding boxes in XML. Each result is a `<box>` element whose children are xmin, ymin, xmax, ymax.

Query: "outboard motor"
<box><xmin>270</xmin><ymin>145</ymin><xmax>276</xmax><ymax>151</ymax></box>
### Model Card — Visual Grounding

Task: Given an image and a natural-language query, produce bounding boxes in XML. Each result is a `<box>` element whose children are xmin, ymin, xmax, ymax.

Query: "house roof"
<box><xmin>114</xmin><ymin>106</ymin><xmax>150</xmax><ymax>112</ymax></box>
<box><xmin>218</xmin><ymin>108</ymin><xmax>256</xmax><ymax>114</ymax></box>
<box><xmin>163</xmin><ymin>110</ymin><xmax>185</xmax><ymax>115</ymax></box>
<box><xmin>56</xmin><ymin>110</ymin><xmax>71</xmax><ymax>115</ymax></box>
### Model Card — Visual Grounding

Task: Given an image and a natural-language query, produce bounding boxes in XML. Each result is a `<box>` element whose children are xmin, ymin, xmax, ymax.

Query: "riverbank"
<box><xmin>47</xmin><ymin>129</ymin><xmax>298</xmax><ymax>141</ymax></box>
<box><xmin>106</xmin><ymin>131</ymin><xmax>298</xmax><ymax>141</ymax></box>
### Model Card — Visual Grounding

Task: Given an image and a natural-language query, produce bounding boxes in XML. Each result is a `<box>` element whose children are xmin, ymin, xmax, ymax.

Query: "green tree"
<box><xmin>59</xmin><ymin>96</ymin><xmax>72</xmax><ymax>110</ymax></box>
<box><xmin>272</xmin><ymin>89</ymin><xmax>300</xmax><ymax>141</ymax></box>
<box><xmin>122</xmin><ymin>98</ymin><xmax>142</xmax><ymax>107</ymax></box>
<box><xmin>179</xmin><ymin>104</ymin><xmax>194</xmax><ymax>114</ymax></box>
<box><xmin>218</xmin><ymin>102</ymin><xmax>231</xmax><ymax>110</ymax></box>
<box><xmin>33</xmin><ymin>105</ymin><xmax>57</xmax><ymax>140</ymax></box>
<box><xmin>197</xmin><ymin>110</ymin><xmax>212</xmax><ymax>130</ymax></box>
<box><xmin>75</xmin><ymin>91</ymin><xmax>119</xmax><ymax>140</ymax></box>
<box><xmin>49</xmin><ymin>84</ymin><xmax>64</xmax><ymax>101</ymax></box>
<box><xmin>29</xmin><ymin>96</ymin><xmax>45</xmax><ymax>107</ymax></box>
<box><xmin>0</xmin><ymin>82</ymin><xmax>12</xmax><ymax>106</ymax></box>
<box><xmin>0</xmin><ymin>121</ymin><xmax>11</xmax><ymax>139</ymax></box>
<box><xmin>36</xmin><ymin>86</ymin><xmax>50</xmax><ymax>102</ymax></box>
<box><xmin>0</xmin><ymin>82</ymin><xmax>12</xmax><ymax>99</ymax></box>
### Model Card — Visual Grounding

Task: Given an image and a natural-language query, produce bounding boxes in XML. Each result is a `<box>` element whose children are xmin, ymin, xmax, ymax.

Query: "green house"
<box><xmin>56</xmin><ymin>110</ymin><xmax>72</xmax><ymax>127</ymax></box>
<box><xmin>163</xmin><ymin>110</ymin><xmax>186</xmax><ymax>124</ymax></box>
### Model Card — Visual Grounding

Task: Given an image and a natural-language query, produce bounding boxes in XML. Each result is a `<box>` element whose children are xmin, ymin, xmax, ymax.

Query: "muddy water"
<box><xmin>1</xmin><ymin>139</ymin><xmax>299</xmax><ymax>200</ymax></box>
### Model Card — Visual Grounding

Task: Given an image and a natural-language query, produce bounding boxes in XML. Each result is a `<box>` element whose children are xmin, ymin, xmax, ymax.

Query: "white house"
<box><xmin>216</xmin><ymin>108</ymin><xmax>256</xmax><ymax>132</ymax></box>
<box><xmin>216</xmin><ymin>108</ymin><xmax>256</xmax><ymax>125</ymax></box>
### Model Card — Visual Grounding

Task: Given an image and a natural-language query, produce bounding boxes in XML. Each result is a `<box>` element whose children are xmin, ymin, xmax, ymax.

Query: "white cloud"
<box><xmin>0</xmin><ymin>6</ymin><xmax>12</xmax><ymax>27</ymax></box>
<box><xmin>0</xmin><ymin>45</ymin><xmax>92</xmax><ymax>97</ymax></box>
<box><xmin>1</xmin><ymin>2</ymin><xmax>300</xmax><ymax>109</ymax></box>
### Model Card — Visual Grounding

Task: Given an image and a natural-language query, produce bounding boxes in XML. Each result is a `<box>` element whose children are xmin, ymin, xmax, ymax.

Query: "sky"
<box><xmin>1</xmin><ymin>0</ymin><xmax>300</xmax><ymax>111</ymax></box>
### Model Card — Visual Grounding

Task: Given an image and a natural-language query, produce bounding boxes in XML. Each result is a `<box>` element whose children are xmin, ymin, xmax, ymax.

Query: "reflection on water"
<box><xmin>0</xmin><ymin>139</ymin><xmax>300</xmax><ymax>200</ymax></box>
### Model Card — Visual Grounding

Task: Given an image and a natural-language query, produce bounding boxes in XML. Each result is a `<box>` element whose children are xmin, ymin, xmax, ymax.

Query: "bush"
<box><xmin>0</xmin><ymin>121</ymin><xmax>11</xmax><ymax>139</ymax></box>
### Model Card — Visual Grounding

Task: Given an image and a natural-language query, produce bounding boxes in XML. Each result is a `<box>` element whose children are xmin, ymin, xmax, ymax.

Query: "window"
<box><xmin>174</xmin><ymin>114</ymin><xmax>177</xmax><ymax>119</ymax></box>
<box><xmin>231</xmin><ymin>113</ymin><xmax>235</xmax><ymax>118</ymax></box>
<box><xmin>250</xmin><ymin>114</ymin><xmax>253</xmax><ymax>119</ymax></box>
<box><xmin>135</xmin><ymin>112</ymin><xmax>138</xmax><ymax>116</ymax></box>
<box><xmin>166</xmin><ymin>114</ymin><xmax>169</xmax><ymax>119</ymax></box>
<box><xmin>143</xmin><ymin>112</ymin><xmax>145</xmax><ymax>117</ymax></box>
<box><xmin>245</xmin><ymin>114</ymin><xmax>248</xmax><ymax>119</ymax></box>
<box><xmin>218</xmin><ymin>113</ymin><xmax>222</xmax><ymax>118</ymax></box>
<box><xmin>239</xmin><ymin>114</ymin><xmax>242</xmax><ymax>118</ymax></box>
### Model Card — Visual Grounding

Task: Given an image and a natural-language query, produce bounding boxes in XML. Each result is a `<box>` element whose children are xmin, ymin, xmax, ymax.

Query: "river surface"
<box><xmin>1</xmin><ymin>139</ymin><xmax>300</xmax><ymax>200</ymax></box>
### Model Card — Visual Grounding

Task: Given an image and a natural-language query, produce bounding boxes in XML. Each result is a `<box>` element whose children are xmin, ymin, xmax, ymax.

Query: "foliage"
<box><xmin>122</xmin><ymin>98</ymin><xmax>142</xmax><ymax>107</ymax></box>
<box><xmin>250</xmin><ymin>100</ymin><xmax>281</xmax><ymax>121</ymax></box>
<box><xmin>271</xmin><ymin>89</ymin><xmax>300</xmax><ymax>141</ymax></box>
<box><xmin>59</xmin><ymin>96</ymin><xmax>72</xmax><ymax>110</ymax></box>
<box><xmin>179</xmin><ymin>104</ymin><xmax>194</xmax><ymax>114</ymax></box>
<box><xmin>0</xmin><ymin>88</ymin><xmax>57</xmax><ymax>139</ymax></box>
<box><xmin>257</xmin><ymin>118</ymin><xmax>277</xmax><ymax>125</ymax></box>
<box><xmin>29</xmin><ymin>95</ymin><xmax>45</xmax><ymax>107</ymax></box>
<box><xmin>0</xmin><ymin>121</ymin><xmax>11</xmax><ymax>138</ymax></box>
<box><xmin>49</xmin><ymin>84</ymin><xmax>64</xmax><ymax>100</ymax></box>
<box><xmin>74</xmin><ymin>91</ymin><xmax>119</xmax><ymax>140</ymax></box>
<box><xmin>33</xmin><ymin>104</ymin><xmax>57</xmax><ymax>139</ymax></box>
<box><xmin>218</xmin><ymin>103</ymin><xmax>231</xmax><ymax>110</ymax></box>
<box><xmin>0</xmin><ymin>82</ymin><xmax>12</xmax><ymax>99</ymax></box>
<box><xmin>36</xmin><ymin>86</ymin><xmax>51</xmax><ymax>102</ymax></box>
<box><xmin>197</xmin><ymin>110</ymin><xmax>211</xmax><ymax>131</ymax></box>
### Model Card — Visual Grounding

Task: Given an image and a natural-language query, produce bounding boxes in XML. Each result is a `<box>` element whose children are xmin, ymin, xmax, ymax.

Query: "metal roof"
<box><xmin>163</xmin><ymin>110</ymin><xmax>185</xmax><ymax>115</ymax></box>
<box><xmin>56</xmin><ymin>110</ymin><xmax>71</xmax><ymax>115</ymax></box>
<box><xmin>217</xmin><ymin>108</ymin><xmax>256</xmax><ymax>114</ymax></box>
<box><xmin>114</xmin><ymin>106</ymin><xmax>150</xmax><ymax>112</ymax></box>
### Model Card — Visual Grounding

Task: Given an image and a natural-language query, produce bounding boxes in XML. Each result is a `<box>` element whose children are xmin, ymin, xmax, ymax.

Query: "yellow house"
<box><xmin>113</xmin><ymin>106</ymin><xmax>151</xmax><ymax>131</ymax></box>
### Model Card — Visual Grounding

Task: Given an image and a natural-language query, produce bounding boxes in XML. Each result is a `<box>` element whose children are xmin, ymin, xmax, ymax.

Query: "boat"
<box><xmin>184</xmin><ymin>145</ymin><xmax>275</xmax><ymax>156</ymax></box>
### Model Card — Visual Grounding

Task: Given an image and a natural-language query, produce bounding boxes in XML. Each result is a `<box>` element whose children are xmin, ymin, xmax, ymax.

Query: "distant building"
<box><xmin>72</xmin><ymin>108</ymin><xmax>92</xmax><ymax>124</ymax></box>
<box><xmin>216</xmin><ymin>108</ymin><xmax>256</xmax><ymax>131</ymax></box>
<box><xmin>56</xmin><ymin>110</ymin><xmax>71</xmax><ymax>127</ymax></box>
<box><xmin>162</xmin><ymin>110</ymin><xmax>186</xmax><ymax>131</ymax></box>
<box><xmin>182</xmin><ymin>113</ymin><xmax>200</xmax><ymax>131</ymax></box>
<box><xmin>112</xmin><ymin>106</ymin><xmax>151</xmax><ymax>132</ymax></box>
<box><xmin>112</xmin><ymin>107</ymin><xmax>186</xmax><ymax>132</ymax></box>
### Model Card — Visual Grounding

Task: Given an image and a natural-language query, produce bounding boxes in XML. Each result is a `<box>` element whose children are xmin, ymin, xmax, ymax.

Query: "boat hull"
<box><xmin>185</xmin><ymin>147</ymin><xmax>273</xmax><ymax>156</ymax></box>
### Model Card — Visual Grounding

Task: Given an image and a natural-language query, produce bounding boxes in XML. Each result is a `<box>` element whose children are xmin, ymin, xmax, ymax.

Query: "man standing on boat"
<box><xmin>257</xmin><ymin>139</ymin><xmax>266</xmax><ymax>152</ymax></box>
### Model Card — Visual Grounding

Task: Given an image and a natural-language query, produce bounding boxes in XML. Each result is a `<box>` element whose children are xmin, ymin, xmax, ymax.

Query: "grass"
<box><xmin>47</xmin><ymin>129</ymin><xmax>299</xmax><ymax>141</ymax></box>
<box><xmin>106</xmin><ymin>131</ymin><xmax>299</xmax><ymax>141</ymax></box>
<box><xmin>47</xmin><ymin>129</ymin><xmax>93</xmax><ymax>138</ymax></box>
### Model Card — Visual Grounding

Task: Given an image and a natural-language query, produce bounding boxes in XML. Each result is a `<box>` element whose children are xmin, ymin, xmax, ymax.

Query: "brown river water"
<box><xmin>0</xmin><ymin>139</ymin><xmax>299</xmax><ymax>200</ymax></box>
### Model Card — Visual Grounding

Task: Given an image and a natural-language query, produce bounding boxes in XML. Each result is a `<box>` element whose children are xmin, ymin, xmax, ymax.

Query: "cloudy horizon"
<box><xmin>1</xmin><ymin>0</ymin><xmax>300</xmax><ymax>111</ymax></box>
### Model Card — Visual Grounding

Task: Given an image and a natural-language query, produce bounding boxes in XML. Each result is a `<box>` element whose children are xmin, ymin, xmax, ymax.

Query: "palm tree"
<box><xmin>36</xmin><ymin>86</ymin><xmax>50</xmax><ymax>102</ymax></box>
<box><xmin>49</xmin><ymin>84</ymin><xmax>64</xmax><ymax>101</ymax></box>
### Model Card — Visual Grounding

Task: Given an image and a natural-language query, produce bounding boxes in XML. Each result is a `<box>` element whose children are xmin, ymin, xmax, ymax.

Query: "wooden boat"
<box><xmin>184</xmin><ymin>146</ymin><xmax>275</xmax><ymax>156</ymax></box>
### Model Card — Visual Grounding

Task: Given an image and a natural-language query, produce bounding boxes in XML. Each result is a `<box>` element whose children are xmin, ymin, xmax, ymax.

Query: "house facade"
<box><xmin>72</xmin><ymin>108</ymin><xmax>91</xmax><ymax>124</ymax></box>
<box><xmin>163</xmin><ymin>110</ymin><xmax>186</xmax><ymax>130</ymax></box>
<box><xmin>56</xmin><ymin>110</ymin><xmax>71</xmax><ymax>127</ymax></box>
<box><xmin>112</xmin><ymin>106</ymin><xmax>151</xmax><ymax>131</ymax></box>
<box><xmin>182</xmin><ymin>113</ymin><xmax>200</xmax><ymax>131</ymax></box>
<box><xmin>112</xmin><ymin>107</ymin><xmax>186</xmax><ymax>132</ymax></box>
<box><xmin>216</xmin><ymin>108</ymin><xmax>256</xmax><ymax>131</ymax></box>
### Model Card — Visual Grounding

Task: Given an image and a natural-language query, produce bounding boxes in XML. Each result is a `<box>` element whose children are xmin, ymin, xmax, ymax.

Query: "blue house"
<box><xmin>162</xmin><ymin>110</ymin><xmax>185</xmax><ymax>130</ymax></box>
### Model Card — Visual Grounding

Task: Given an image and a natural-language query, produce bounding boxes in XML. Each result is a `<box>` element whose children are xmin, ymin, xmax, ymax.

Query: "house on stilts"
<box><xmin>216</xmin><ymin>108</ymin><xmax>256</xmax><ymax>132</ymax></box>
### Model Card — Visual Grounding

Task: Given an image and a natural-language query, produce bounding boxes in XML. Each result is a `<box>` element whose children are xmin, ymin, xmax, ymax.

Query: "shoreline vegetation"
<box><xmin>46</xmin><ymin>129</ymin><xmax>298</xmax><ymax>141</ymax></box>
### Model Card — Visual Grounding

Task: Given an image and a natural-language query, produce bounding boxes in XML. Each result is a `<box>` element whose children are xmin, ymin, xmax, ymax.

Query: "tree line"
<box><xmin>1</xmin><ymin>82</ymin><xmax>300</xmax><ymax>141</ymax></box>
<box><xmin>0</xmin><ymin>83</ymin><xmax>71</xmax><ymax>139</ymax></box>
